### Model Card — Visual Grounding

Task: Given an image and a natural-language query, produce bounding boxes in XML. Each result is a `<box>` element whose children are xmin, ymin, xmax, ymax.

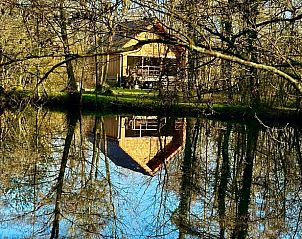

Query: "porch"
<box><xmin>124</xmin><ymin>56</ymin><xmax>177</xmax><ymax>88</ymax></box>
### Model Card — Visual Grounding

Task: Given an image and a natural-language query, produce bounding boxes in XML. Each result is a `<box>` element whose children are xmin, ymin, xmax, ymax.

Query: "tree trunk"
<box><xmin>232</xmin><ymin>124</ymin><xmax>258</xmax><ymax>239</ymax></box>
<box><xmin>177</xmin><ymin>118</ymin><xmax>200</xmax><ymax>239</ymax></box>
<box><xmin>243</xmin><ymin>0</ymin><xmax>260</xmax><ymax>105</ymax></box>
<box><xmin>218</xmin><ymin>124</ymin><xmax>232</xmax><ymax>239</ymax></box>
<box><xmin>221</xmin><ymin>0</ymin><xmax>234</xmax><ymax>102</ymax></box>
<box><xmin>50</xmin><ymin>109</ymin><xmax>79</xmax><ymax>239</ymax></box>
<box><xmin>59</xmin><ymin>1</ymin><xmax>77</xmax><ymax>92</ymax></box>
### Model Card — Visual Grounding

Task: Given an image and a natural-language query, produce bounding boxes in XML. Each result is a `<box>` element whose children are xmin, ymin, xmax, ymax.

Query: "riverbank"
<box><xmin>44</xmin><ymin>89</ymin><xmax>302</xmax><ymax>125</ymax></box>
<box><xmin>1</xmin><ymin>88</ymin><xmax>301</xmax><ymax>125</ymax></box>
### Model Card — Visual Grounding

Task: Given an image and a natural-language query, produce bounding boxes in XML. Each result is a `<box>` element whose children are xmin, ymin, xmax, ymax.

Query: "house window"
<box><xmin>143</xmin><ymin>57</ymin><xmax>161</xmax><ymax>66</ymax></box>
<box><xmin>127</xmin><ymin>56</ymin><xmax>142</xmax><ymax>68</ymax></box>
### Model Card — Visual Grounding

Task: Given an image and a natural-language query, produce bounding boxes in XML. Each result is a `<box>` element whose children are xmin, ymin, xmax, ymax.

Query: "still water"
<box><xmin>0</xmin><ymin>108</ymin><xmax>301</xmax><ymax>238</ymax></box>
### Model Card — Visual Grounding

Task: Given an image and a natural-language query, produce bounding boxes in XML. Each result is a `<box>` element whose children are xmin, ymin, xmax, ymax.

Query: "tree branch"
<box><xmin>232</xmin><ymin>13</ymin><xmax>302</xmax><ymax>41</ymax></box>
<box><xmin>4</xmin><ymin>36</ymin><xmax>302</xmax><ymax>95</ymax></box>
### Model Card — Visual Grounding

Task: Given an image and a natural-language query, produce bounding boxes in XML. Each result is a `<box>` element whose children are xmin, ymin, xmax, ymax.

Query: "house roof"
<box><xmin>111</xmin><ymin>18</ymin><xmax>186</xmax><ymax>59</ymax></box>
<box><xmin>112</xmin><ymin>18</ymin><xmax>157</xmax><ymax>48</ymax></box>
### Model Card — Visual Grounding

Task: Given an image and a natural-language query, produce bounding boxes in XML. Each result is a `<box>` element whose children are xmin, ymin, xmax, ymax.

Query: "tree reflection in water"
<box><xmin>51</xmin><ymin>109</ymin><xmax>79</xmax><ymax>238</ymax></box>
<box><xmin>0</xmin><ymin>108</ymin><xmax>301</xmax><ymax>238</ymax></box>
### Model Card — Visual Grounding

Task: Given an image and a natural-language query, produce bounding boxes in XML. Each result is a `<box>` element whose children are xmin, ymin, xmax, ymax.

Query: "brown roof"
<box><xmin>112</xmin><ymin>18</ymin><xmax>159</xmax><ymax>48</ymax></box>
<box><xmin>111</xmin><ymin>18</ymin><xmax>186</xmax><ymax>60</ymax></box>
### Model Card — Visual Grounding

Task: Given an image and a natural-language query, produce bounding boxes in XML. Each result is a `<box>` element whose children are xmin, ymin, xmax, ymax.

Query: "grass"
<box><xmin>82</xmin><ymin>92</ymin><xmax>155</xmax><ymax>105</ymax></box>
<box><xmin>78</xmin><ymin>90</ymin><xmax>258</xmax><ymax>119</ymax></box>
<box><xmin>2</xmin><ymin>88</ymin><xmax>301</xmax><ymax>124</ymax></box>
<box><xmin>111</xmin><ymin>87</ymin><xmax>157</xmax><ymax>96</ymax></box>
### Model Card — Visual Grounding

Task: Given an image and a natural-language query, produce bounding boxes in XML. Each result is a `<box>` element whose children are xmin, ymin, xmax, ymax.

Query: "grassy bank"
<box><xmin>43</xmin><ymin>89</ymin><xmax>302</xmax><ymax>124</ymax></box>
<box><xmin>1</xmin><ymin>88</ymin><xmax>301</xmax><ymax>124</ymax></box>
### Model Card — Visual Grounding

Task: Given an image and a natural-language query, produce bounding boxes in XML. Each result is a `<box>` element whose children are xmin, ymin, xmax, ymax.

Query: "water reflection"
<box><xmin>0</xmin><ymin>108</ymin><xmax>301</xmax><ymax>238</ymax></box>
<box><xmin>100</xmin><ymin>116</ymin><xmax>185</xmax><ymax>176</ymax></box>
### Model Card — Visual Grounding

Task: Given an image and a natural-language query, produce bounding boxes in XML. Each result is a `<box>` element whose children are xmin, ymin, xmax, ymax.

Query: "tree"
<box><xmin>126</xmin><ymin>0</ymin><xmax>302</xmax><ymax>101</ymax></box>
<box><xmin>1</xmin><ymin>0</ymin><xmax>302</xmax><ymax>105</ymax></box>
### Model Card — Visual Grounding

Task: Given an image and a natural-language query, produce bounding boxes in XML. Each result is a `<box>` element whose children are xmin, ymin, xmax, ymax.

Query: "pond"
<box><xmin>0</xmin><ymin>108</ymin><xmax>301</xmax><ymax>238</ymax></box>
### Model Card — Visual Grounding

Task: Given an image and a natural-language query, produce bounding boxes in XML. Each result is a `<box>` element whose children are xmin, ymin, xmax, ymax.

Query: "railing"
<box><xmin>137</xmin><ymin>66</ymin><xmax>161</xmax><ymax>76</ymax></box>
<box><xmin>128</xmin><ymin>117</ymin><xmax>166</xmax><ymax>137</ymax></box>
<box><xmin>131</xmin><ymin>117</ymin><xmax>166</xmax><ymax>130</ymax></box>
<box><xmin>129</xmin><ymin>65</ymin><xmax>161</xmax><ymax>77</ymax></box>
<box><xmin>127</xmin><ymin>65</ymin><xmax>177</xmax><ymax>86</ymax></box>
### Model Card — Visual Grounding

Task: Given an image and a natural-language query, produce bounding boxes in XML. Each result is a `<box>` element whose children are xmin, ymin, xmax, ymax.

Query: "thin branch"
<box><xmin>232</xmin><ymin>13</ymin><xmax>302</xmax><ymax>41</ymax></box>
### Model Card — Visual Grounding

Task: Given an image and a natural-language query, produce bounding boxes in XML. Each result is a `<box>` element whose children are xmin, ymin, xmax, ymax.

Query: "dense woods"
<box><xmin>0</xmin><ymin>0</ymin><xmax>301</xmax><ymax>108</ymax></box>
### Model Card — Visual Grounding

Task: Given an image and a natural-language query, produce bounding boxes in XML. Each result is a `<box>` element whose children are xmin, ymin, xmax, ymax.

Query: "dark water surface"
<box><xmin>0</xmin><ymin>108</ymin><xmax>301</xmax><ymax>238</ymax></box>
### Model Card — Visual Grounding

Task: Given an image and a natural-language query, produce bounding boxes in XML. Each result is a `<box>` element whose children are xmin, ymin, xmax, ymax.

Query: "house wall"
<box><xmin>123</xmin><ymin>32</ymin><xmax>175</xmax><ymax>57</ymax></box>
<box><xmin>107</xmin><ymin>54</ymin><xmax>122</xmax><ymax>83</ymax></box>
<box><xmin>103</xmin><ymin>116</ymin><xmax>120</xmax><ymax>139</ymax></box>
<box><xmin>116</xmin><ymin>117</ymin><xmax>171</xmax><ymax>166</ymax></box>
<box><xmin>122</xmin><ymin>32</ymin><xmax>176</xmax><ymax>77</ymax></box>
<box><xmin>120</xmin><ymin>136</ymin><xmax>173</xmax><ymax>166</ymax></box>
<box><xmin>107</xmin><ymin>32</ymin><xmax>178</xmax><ymax>84</ymax></box>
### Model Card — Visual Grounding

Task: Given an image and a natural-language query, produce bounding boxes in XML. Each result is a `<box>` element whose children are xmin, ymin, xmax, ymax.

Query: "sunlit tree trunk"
<box><xmin>96</xmin><ymin>1</ymin><xmax>118</xmax><ymax>92</ymax></box>
<box><xmin>59</xmin><ymin>1</ymin><xmax>77</xmax><ymax>92</ymax></box>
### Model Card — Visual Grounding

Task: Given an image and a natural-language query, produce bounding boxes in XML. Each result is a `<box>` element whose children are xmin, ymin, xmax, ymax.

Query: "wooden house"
<box><xmin>106</xmin><ymin>19</ymin><xmax>184</xmax><ymax>88</ymax></box>
<box><xmin>102</xmin><ymin>116</ymin><xmax>186</xmax><ymax>176</ymax></box>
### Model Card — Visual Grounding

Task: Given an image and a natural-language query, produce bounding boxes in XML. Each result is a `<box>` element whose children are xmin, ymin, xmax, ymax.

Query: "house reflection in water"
<box><xmin>103</xmin><ymin>116</ymin><xmax>186</xmax><ymax>176</ymax></box>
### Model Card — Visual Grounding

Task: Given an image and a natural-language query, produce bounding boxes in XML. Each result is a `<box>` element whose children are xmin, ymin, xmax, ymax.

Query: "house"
<box><xmin>106</xmin><ymin>18</ymin><xmax>185</xmax><ymax>88</ymax></box>
<box><xmin>102</xmin><ymin>116</ymin><xmax>186</xmax><ymax>176</ymax></box>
